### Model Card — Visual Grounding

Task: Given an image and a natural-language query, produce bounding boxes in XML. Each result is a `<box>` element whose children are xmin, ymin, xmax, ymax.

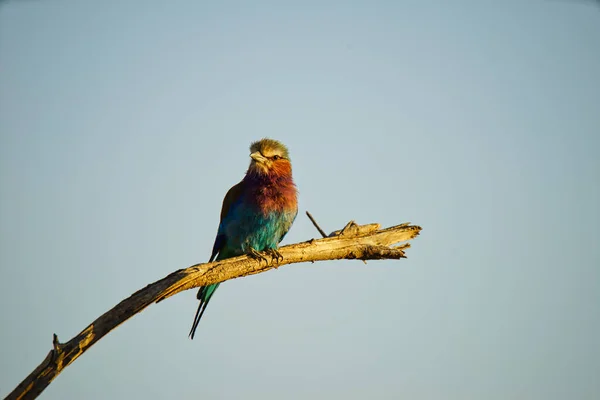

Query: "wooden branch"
<box><xmin>5</xmin><ymin>219</ymin><xmax>421</xmax><ymax>400</ymax></box>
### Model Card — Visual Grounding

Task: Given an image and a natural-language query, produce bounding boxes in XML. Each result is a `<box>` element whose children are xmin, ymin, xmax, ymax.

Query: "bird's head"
<box><xmin>247</xmin><ymin>138</ymin><xmax>292</xmax><ymax>177</ymax></box>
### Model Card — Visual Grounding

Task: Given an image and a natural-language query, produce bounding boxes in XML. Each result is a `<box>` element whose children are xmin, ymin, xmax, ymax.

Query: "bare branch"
<box><xmin>5</xmin><ymin>219</ymin><xmax>421</xmax><ymax>400</ymax></box>
<box><xmin>305</xmin><ymin>211</ymin><xmax>328</xmax><ymax>238</ymax></box>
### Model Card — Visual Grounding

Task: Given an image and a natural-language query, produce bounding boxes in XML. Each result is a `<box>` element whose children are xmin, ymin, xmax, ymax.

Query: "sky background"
<box><xmin>1</xmin><ymin>1</ymin><xmax>599</xmax><ymax>399</ymax></box>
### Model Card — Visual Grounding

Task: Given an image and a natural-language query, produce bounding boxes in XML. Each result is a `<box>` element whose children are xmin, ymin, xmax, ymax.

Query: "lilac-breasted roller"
<box><xmin>189</xmin><ymin>138</ymin><xmax>298</xmax><ymax>339</ymax></box>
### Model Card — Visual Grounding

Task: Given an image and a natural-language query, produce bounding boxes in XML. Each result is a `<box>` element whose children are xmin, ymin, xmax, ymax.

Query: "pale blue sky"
<box><xmin>1</xmin><ymin>1</ymin><xmax>599</xmax><ymax>399</ymax></box>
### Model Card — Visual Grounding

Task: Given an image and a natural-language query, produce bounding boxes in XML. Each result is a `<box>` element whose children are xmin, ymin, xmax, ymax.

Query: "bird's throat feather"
<box><xmin>245</xmin><ymin>168</ymin><xmax>297</xmax><ymax>216</ymax></box>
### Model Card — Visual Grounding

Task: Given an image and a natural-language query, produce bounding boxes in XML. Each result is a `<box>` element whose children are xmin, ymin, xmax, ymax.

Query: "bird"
<box><xmin>189</xmin><ymin>138</ymin><xmax>298</xmax><ymax>339</ymax></box>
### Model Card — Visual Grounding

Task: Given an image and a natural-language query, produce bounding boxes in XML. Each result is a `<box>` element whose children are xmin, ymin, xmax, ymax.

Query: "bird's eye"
<box><xmin>273</xmin><ymin>155</ymin><xmax>281</xmax><ymax>160</ymax></box>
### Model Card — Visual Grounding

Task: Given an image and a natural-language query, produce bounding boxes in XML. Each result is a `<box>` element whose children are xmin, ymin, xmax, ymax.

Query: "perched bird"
<box><xmin>189</xmin><ymin>138</ymin><xmax>298</xmax><ymax>339</ymax></box>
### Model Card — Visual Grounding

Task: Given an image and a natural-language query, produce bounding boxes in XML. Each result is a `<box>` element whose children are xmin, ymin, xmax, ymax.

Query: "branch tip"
<box><xmin>52</xmin><ymin>334</ymin><xmax>60</xmax><ymax>350</ymax></box>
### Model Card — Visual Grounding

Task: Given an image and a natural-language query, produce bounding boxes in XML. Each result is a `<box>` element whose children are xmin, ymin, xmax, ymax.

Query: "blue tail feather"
<box><xmin>189</xmin><ymin>283</ymin><xmax>220</xmax><ymax>339</ymax></box>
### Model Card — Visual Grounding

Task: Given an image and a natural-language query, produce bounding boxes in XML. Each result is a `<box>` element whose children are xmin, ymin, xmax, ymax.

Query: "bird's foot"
<box><xmin>265</xmin><ymin>248</ymin><xmax>284</xmax><ymax>266</ymax></box>
<box><xmin>247</xmin><ymin>248</ymin><xmax>269</xmax><ymax>265</ymax></box>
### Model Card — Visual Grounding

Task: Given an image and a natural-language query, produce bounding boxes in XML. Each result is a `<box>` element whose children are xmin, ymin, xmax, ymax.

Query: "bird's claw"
<box><xmin>247</xmin><ymin>248</ymin><xmax>283</xmax><ymax>268</ymax></box>
<box><xmin>248</xmin><ymin>248</ymin><xmax>269</xmax><ymax>265</ymax></box>
<box><xmin>265</xmin><ymin>248</ymin><xmax>284</xmax><ymax>266</ymax></box>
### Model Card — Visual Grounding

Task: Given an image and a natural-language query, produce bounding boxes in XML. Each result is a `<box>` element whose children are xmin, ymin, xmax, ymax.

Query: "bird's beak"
<box><xmin>250</xmin><ymin>152</ymin><xmax>268</xmax><ymax>163</ymax></box>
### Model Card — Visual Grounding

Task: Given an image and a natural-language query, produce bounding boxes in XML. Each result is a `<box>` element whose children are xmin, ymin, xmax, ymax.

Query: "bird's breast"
<box><xmin>222</xmin><ymin>205</ymin><xmax>295</xmax><ymax>254</ymax></box>
<box><xmin>253</xmin><ymin>182</ymin><xmax>297</xmax><ymax>216</ymax></box>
